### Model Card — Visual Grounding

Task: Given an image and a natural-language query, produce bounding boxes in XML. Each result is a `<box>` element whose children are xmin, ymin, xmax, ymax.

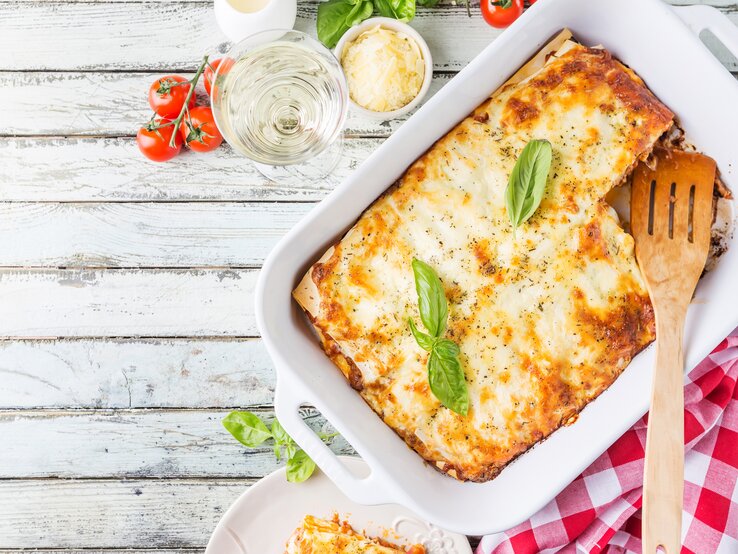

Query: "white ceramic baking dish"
<box><xmin>256</xmin><ymin>0</ymin><xmax>738</xmax><ymax>535</ymax></box>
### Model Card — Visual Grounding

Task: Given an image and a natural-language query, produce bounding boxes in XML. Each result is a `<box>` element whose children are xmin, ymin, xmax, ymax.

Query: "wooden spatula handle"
<box><xmin>643</xmin><ymin>304</ymin><xmax>686</xmax><ymax>554</ymax></box>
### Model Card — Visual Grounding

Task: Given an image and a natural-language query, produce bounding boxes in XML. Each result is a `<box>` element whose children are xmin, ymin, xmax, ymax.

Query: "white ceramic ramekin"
<box><xmin>334</xmin><ymin>17</ymin><xmax>433</xmax><ymax>121</ymax></box>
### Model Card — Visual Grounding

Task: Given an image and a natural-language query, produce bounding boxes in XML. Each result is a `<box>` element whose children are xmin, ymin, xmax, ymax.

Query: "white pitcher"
<box><xmin>214</xmin><ymin>0</ymin><xmax>297</xmax><ymax>43</ymax></box>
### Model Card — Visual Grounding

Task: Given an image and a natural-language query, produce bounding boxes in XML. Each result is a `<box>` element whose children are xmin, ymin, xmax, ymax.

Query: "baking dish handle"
<box><xmin>673</xmin><ymin>4</ymin><xmax>738</xmax><ymax>60</ymax></box>
<box><xmin>274</xmin><ymin>381</ymin><xmax>395</xmax><ymax>505</ymax></box>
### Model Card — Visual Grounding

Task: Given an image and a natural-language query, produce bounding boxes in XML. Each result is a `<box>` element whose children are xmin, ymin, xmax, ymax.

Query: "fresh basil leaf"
<box><xmin>222</xmin><ymin>411</ymin><xmax>272</xmax><ymax>447</ymax></box>
<box><xmin>284</xmin><ymin>440</ymin><xmax>297</xmax><ymax>461</ymax></box>
<box><xmin>416</xmin><ymin>0</ymin><xmax>440</xmax><ymax>6</ymax></box>
<box><xmin>223</xmin><ymin>413</ymin><xmax>339</xmax><ymax>483</ymax></box>
<box><xmin>408</xmin><ymin>318</ymin><xmax>435</xmax><ymax>351</ymax></box>
<box><xmin>270</xmin><ymin>420</ymin><xmax>289</xmax><ymax>445</ymax></box>
<box><xmin>428</xmin><ymin>347</ymin><xmax>469</xmax><ymax>416</ymax></box>
<box><xmin>286</xmin><ymin>449</ymin><xmax>317</xmax><ymax>483</ymax></box>
<box><xmin>271</xmin><ymin>420</ymin><xmax>290</xmax><ymax>461</ymax></box>
<box><xmin>505</xmin><ymin>139</ymin><xmax>552</xmax><ymax>234</ymax></box>
<box><xmin>433</xmin><ymin>337</ymin><xmax>460</xmax><ymax>358</ymax></box>
<box><xmin>409</xmin><ymin>259</ymin><xmax>468</xmax><ymax>413</ymax></box>
<box><xmin>373</xmin><ymin>0</ymin><xmax>415</xmax><ymax>22</ymax></box>
<box><xmin>346</xmin><ymin>0</ymin><xmax>374</xmax><ymax>25</ymax></box>
<box><xmin>317</xmin><ymin>0</ymin><xmax>374</xmax><ymax>48</ymax></box>
<box><xmin>411</xmin><ymin>258</ymin><xmax>448</xmax><ymax>338</ymax></box>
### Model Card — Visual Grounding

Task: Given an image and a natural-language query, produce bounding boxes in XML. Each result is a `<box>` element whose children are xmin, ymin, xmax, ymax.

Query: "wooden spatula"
<box><xmin>631</xmin><ymin>148</ymin><xmax>716</xmax><ymax>554</ymax></box>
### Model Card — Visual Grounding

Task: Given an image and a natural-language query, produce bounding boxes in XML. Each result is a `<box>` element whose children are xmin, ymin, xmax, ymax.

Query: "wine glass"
<box><xmin>211</xmin><ymin>29</ymin><xmax>349</xmax><ymax>185</ymax></box>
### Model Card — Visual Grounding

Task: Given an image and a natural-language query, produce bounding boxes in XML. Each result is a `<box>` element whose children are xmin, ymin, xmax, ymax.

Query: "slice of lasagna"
<box><xmin>284</xmin><ymin>515</ymin><xmax>425</xmax><ymax>554</ymax></box>
<box><xmin>294</xmin><ymin>39</ymin><xmax>674</xmax><ymax>481</ymax></box>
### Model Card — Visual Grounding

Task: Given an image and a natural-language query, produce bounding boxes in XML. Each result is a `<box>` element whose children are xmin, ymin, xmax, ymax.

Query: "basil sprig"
<box><xmin>373</xmin><ymin>0</ymin><xmax>415</xmax><ymax>22</ymax></box>
<box><xmin>505</xmin><ymin>139</ymin><xmax>552</xmax><ymax>235</ymax></box>
<box><xmin>317</xmin><ymin>0</ymin><xmax>374</xmax><ymax>48</ymax></box>
<box><xmin>223</xmin><ymin>411</ymin><xmax>337</xmax><ymax>483</ymax></box>
<box><xmin>316</xmin><ymin>0</ymin><xmax>470</xmax><ymax>49</ymax></box>
<box><xmin>408</xmin><ymin>258</ymin><xmax>469</xmax><ymax>416</ymax></box>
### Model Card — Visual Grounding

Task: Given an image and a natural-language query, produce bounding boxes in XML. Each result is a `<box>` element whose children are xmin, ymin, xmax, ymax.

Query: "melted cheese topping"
<box><xmin>284</xmin><ymin>515</ymin><xmax>424</xmax><ymax>554</ymax></box>
<box><xmin>341</xmin><ymin>26</ymin><xmax>425</xmax><ymax>112</ymax></box>
<box><xmin>295</xmin><ymin>42</ymin><xmax>673</xmax><ymax>482</ymax></box>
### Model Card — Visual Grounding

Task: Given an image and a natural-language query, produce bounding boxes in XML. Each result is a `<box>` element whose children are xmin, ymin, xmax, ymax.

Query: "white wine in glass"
<box><xmin>211</xmin><ymin>30</ymin><xmax>349</xmax><ymax>183</ymax></box>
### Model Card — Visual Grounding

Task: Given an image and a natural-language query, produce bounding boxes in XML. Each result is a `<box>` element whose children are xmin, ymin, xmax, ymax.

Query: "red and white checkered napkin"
<box><xmin>478</xmin><ymin>328</ymin><xmax>738</xmax><ymax>554</ymax></box>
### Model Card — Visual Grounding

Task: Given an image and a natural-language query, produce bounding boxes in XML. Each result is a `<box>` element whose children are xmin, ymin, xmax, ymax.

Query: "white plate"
<box><xmin>256</xmin><ymin>0</ymin><xmax>738</xmax><ymax>536</ymax></box>
<box><xmin>205</xmin><ymin>457</ymin><xmax>472</xmax><ymax>554</ymax></box>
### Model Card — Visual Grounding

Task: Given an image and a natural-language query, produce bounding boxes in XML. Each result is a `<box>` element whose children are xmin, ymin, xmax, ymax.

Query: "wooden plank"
<box><xmin>0</xmin><ymin>338</ymin><xmax>276</xmax><ymax>409</ymax></box>
<box><xmin>0</xmin><ymin>408</ymin><xmax>353</xmax><ymax>478</ymax></box>
<box><xmin>0</xmin><ymin>2</ymin><xmax>226</xmax><ymax>71</ymax></box>
<box><xmin>0</xmin><ymin>71</ymin><xmax>453</xmax><ymax>137</ymax></box>
<box><xmin>0</xmin><ymin>137</ymin><xmax>376</xmax><ymax>201</ymax></box>
<box><xmin>2</xmin><ymin>0</ymin><xmax>732</xmax><ymax>4</ymax></box>
<box><xmin>1</xmin><ymin>3</ymin><xmax>737</xmax><ymax>72</ymax></box>
<box><xmin>669</xmin><ymin>0</ymin><xmax>737</xmax><ymax>5</ymax></box>
<box><xmin>0</xmin><ymin>3</ymin><xmax>500</xmax><ymax>71</ymax></box>
<box><xmin>0</xmin><ymin>551</ymin><xmax>199</xmax><ymax>554</ymax></box>
<box><xmin>0</xmin><ymin>548</ymin><xmax>477</xmax><ymax>554</ymax></box>
<box><xmin>0</xmin><ymin>479</ymin><xmax>251</xmax><ymax>548</ymax></box>
<box><xmin>0</xmin><ymin>202</ymin><xmax>312</xmax><ymax>267</ymax></box>
<box><xmin>0</xmin><ymin>71</ymin><xmax>211</xmax><ymax>136</ymax></box>
<box><xmin>7</xmin><ymin>0</ymin><xmax>733</xmax><ymax>4</ymax></box>
<box><xmin>0</xmin><ymin>269</ymin><xmax>257</xmax><ymax>337</ymax></box>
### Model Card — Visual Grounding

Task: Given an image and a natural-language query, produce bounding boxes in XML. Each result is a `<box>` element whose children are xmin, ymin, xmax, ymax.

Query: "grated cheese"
<box><xmin>340</xmin><ymin>25</ymin><xmax>425</xmax><ymax>113</ymax></box>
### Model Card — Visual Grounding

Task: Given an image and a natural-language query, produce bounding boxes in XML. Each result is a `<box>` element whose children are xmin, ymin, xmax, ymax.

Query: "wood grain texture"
<box><xmin>632</xmin><ymin>151</ymin><xmax>717</xmax><ymax>554</ymax></box>
<box><xmin>1</xmin><ymin>1</ymin><xmax>735</xmax><ymax>552</ymax></box>
<box><xmin>0</xmin><ymin>551</ymin><xmax>201</xmax><ymax>554</ymax></box>
<box><xmin>0</xmin><ymin>546</ymin><xmax>477</xmax><ymax>554</ymax></box>
<box><xmin>669</xmin><ymin>0</ymin><xmax>738</xmax><ymax>4</ymax></box>
<box><xmin>1</xmin><ymin>137</ymin><xmax>376</xmax><ymax>201</ymax></box>
<box><xmin>0</xmin><ymin>408</ymin><xmax>353</xmax><ymax>478</ymax></box>
<box><xmin>0</xmin><ymin>71</ymin><xmax>452</xmax><ymax>137</ymax></box>
<box><xmin>0</xmin><ymin>202</ymin><xmax>312</xmax><ymax>267</ymax></box>
<box><xmin>0</xmin><ymin>338</ymin><xmax>276</xmax><ymax>409</ymax></box>
<box><xmin>0</xmin><ymin>479</ymin><xmax>252</xmax><ymax>549</ymax></box>
<box><xmin>1</xmin><ymin>3</ymin><xmax>736</xmax><ymax>72</ymax></box>
<box><xmin>0</xmin><ymin>2</ymin><xmax>500</xmax><ymax>71</ymax></box>
<box><xmin>1</xmin><ymin>0</ymin><xmax>730</xmax><ymax>4</ymax></box>
<box><xmin>0</xmin><ymin>269</ymin><xmax>257</xmax><ymax>337</ymax></box>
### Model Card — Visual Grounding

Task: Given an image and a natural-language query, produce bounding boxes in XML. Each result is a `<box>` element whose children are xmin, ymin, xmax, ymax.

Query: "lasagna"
<box><xmin>284</xmin><ymin>515</ymin><xmax>425</xmax><ymax>554</ymax></box>
<box><xmin>294</xmin><ymin>37</ymin><xmax>676</xmax><ymax>481</ymax></box>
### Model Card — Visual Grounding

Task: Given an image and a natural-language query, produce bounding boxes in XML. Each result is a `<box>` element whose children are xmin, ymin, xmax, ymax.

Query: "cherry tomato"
<box><xmin>207</xmin><ymin>57</ymin><xmax>235</xmax><ymax>100</ymax></box>
<box><xmin>148</xmin><ymin>75</ymin><xmax>194</xmax><ymax>119</ymax></box>
<box><xmin>136</xmin><ymin>119</ymin><xmax>183</xmax><ymax>162</ymax></box>
<box><xmin>179</xmin><ymin>106</ymin><xmax>223</xmax><ymax>153</ymax></box>
<box><xmin>203</xmin><ymin>58</ymin><xmax>223</xmax><ymax>96</ymax></box>
<box><xmin>481</xmin><ymin>0</ymin><xmax>524</xmax><ymax>28</ymax></box>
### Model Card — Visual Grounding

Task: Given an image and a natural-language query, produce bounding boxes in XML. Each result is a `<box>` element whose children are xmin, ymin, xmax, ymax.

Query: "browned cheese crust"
<box><xmin>293</xmin><ymin>41</ymin><xmax>674</xmax><ymax>482</ymax></box>
<box><xmin>284</xmin><ymin>515</ymin><xmax>425</xmax><ymax>554</ymax></box>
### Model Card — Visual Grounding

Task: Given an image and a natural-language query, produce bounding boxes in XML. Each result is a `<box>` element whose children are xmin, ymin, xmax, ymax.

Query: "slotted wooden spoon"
<box><xmin>631</xmin><ymin>148</ymin><xmax>716</xmax><ymax>554</ymax></box>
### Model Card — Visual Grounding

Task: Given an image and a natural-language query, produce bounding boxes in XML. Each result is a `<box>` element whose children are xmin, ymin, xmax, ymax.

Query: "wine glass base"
<box><xmin>254</xmin><ymin>136</ymin><xmax>343</xmax><ymax>186</ymax></box>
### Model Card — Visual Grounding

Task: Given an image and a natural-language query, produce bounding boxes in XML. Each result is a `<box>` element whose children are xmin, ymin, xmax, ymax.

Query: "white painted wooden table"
<box><xmin>1</xmin><ymin>1</ymin><xmax>736</xmax><ymax>551</ymax></box>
